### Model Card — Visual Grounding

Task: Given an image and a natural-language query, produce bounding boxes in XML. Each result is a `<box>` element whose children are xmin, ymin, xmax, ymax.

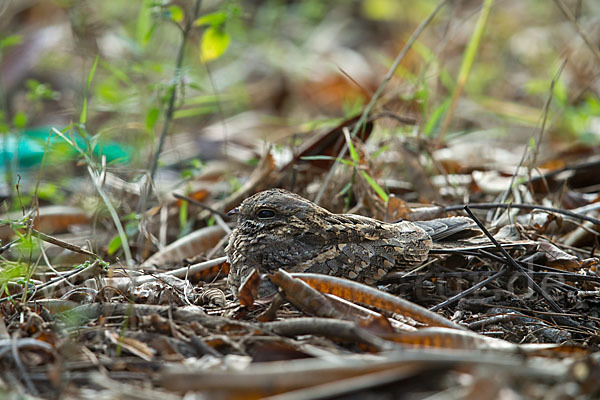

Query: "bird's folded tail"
<box><xmin>413</xmin><ymin>217</ymin><xmax>479</xmax><ymax>241</ymax></box>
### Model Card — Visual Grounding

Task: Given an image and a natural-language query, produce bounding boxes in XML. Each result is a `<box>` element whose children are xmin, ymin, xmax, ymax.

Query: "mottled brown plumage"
<box><xmin>225</xmin><ymin>189</ymin><xmax>474</xmax><ymax>297</ymax></box>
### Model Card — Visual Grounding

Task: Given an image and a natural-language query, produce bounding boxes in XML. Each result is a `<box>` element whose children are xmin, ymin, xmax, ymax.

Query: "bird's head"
<box><xmin>227</xmin><ymin>189</ymin><xmax>327</xmax><ymax>234</ymax></box>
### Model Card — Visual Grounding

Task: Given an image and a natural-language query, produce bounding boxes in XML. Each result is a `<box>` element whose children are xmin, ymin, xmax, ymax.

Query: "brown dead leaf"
<box><xmin>279</xmin><ymin>115</ymin><xmax>373</xmax><ymax>173</ymax></box>
<box><xmin>174</xmin><ymin>188</ymin><xmax>209</xmax><ymax>207</ymax></box>
<box><xmin>270</xmin><ymin>270</ymin><xmax>343</xmax><ymax>319</ymax></box>
<box><xmin>105</xmin><ymin>330</ymin><xmax>155</xmax><ymax>361</ymax></box>
<box><xmin>537</xmin><ymin>242</ymin><xmax>581</xmax><ymax>272</ymax></box>
<box><xmin>384</xmin><ymin>195</ymin><xmax>411</xmax><ymax>222</ymax></box>
<box><xmin>0</xmin><ymin>206</ymin><xmax>90</xmax><ymax>241</ymax></box>
<box><xmin>141</xmin><ymin>225</ymin><xmax>227</xmax><ymax>268</ymax></box>
<box><xmin>292</xmin><ymin>273</ymin><xmax>464</xmax><ymax>330</ymax></box>
<box><xmin>239</xmin><ymin>268</ymin><xmax>261</xmax><ymax>307</ymax></box>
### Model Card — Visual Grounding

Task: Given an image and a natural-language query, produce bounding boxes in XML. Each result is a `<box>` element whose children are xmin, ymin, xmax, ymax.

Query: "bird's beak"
<box><xmin>227</xmin><ymin>207</ymin><xmax>240</xmax><ymax>217</ymax></box>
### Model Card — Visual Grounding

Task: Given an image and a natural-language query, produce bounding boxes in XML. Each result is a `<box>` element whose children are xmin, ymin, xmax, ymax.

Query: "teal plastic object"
<box><xmin>0</xmin><ymin>126</ymin><xmax>131</xmax><ymax>170</ymax></box>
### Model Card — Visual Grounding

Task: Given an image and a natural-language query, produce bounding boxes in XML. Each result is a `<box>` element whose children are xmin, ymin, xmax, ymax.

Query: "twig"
<box><xmin>172</xmin><ymin>193</ymin><xmax>228</xmax><ymax>219</ymax></box>
<box><xmin>443</xmin><ymin>202</ymin><xmax>600</xmax><ymax>226</ymax></box>
<box><xmin>552</xmin><ymin>0</ymin><xmax>600</xmax><ymax>64</ymax></box>
<box><xmin>529</xmin><ymin>59</ymin><xmax>567</xmax><ymax>177</ymax></box>
<box><xmin>463</xmin><ymin>206</ymin><xmax>563</xmax><ymax>313</ymax></box>
<box><xmin>32</xmin><ymin>228</ymin><xmax>99</xmax><ymax>259</ymax></box>
<box><xmin>263</xmin><ymin>318</ymin><xmax>397</xmax><ymax>352</ymax></box>
<box><xmin>0</xmin><ymin>260</ymin><xmax>102</xmax><ymax>304</ymax></box>
<box><xmin>138</xmin><ymin>0</ymin><xmax>203</xmax><ymax>213</ymax></box>
<box><xmin>429</xmin><ymin>266</ymin><xmax>507</xmax><ymax>312</ymax></box>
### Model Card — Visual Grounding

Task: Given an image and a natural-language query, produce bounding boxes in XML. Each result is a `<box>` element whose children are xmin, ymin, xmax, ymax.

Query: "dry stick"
<box><xmin>529</xmin><ymin>59</ymin><xmax>567</xmax><ymax>178</ymax></box>
<box><xmin>552</xmin><ymin>0</ymin><xmax>600</xmax><ymax>64</ymax></box>
<box><xmin>172</xmin><ymin>193</ymin><xmax>228</xmax><ymax>219</ymax></box>
<box><xmin>463</xmin><ymin>206</ymin><xmax>563</xmax><ymax>313</ymax></box>
<box><xmin>11</xmin><ymin>337</ymin><xmax>38</xmax><ymax>396</ymax></box>
<box><xmin>0</xmin><ymin>260</ymin><xmax>101</xmax><ymax>304</ymax></box>
<box><xmin>444</xmin><ymin>202</ymin><xmax>600</xmax><ymax>227</ymax></box>
<box><xmin>263</xmin><ymin>318</ymin><xmax>397</xmax><ymax>352</ymax></box>
<box><xmin>32</xmin><ymin>228</ymin><xmax>99</xmax><ymax>259</ymax></box>
<box><xmin>429</xmin><ymin>266</ymin><xmax>507</xmax><ymax>312</ymax></box>
<box><xmin>314</xmin><ymin>0</ymin><xmax>449</xmax><ymax>205</ymax></box>
<box><xmin>137</xmin><ymin>0</ymin><xmax>203</xmax><ymax>214</ymax></box>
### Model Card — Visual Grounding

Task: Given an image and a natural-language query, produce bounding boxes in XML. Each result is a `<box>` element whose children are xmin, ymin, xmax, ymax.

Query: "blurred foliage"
<box><xmin>0</xmin><ymin>0</ymin><xmax>596</xmax><ymax>207</ymax></box>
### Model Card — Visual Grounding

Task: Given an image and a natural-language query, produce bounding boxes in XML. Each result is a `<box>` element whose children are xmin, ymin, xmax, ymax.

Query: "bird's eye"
<box><xmin>257</xmin><ymin>208</ymin><xmax>275</xmax><ymax>219</ymax></box>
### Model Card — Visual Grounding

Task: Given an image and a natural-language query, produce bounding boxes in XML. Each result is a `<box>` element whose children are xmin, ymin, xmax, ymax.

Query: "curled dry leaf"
<box><xmin>270</xmin><ymin>269</ymin><xmax>395</xmax><ymax>334</ymax></box>
<box><xmin>270</xmin><ymin>269</ymin><xmax>347</xmax><ymax>319</ymax></box>
<box><xmin>199</xmin><ymin>288</ymin><xmax>227</xmax><ymax>307</ymax></box>
<box><xmin>384</xmin><ymin>195</ymin><xmax>411</xmax><ymax>222</ymax></box>
<box><xmin>238</xmin><ymin>268</ymin><xmax>261</xmax><ymax>307</ymax></box>
<box><xmin>537</xmin><ymin>242</ymin><xmax>581</xmax><ymax>272</ymax></box>
<box><xmin>0</xmin><ymin>205</ymin><xmax>90</xmax><ymax>241</ymax></box>
<box><xmin>105</xmin><ymin>330</ymin><xmax>155</xmax><ymax>361</ymax></box>
<box><xmin>292</xmin><ymin>273</ymin><xmax>465</xmax><ymax>331</ymax></box>
<box><xmin>141</xmin><ymin>225</ymin><xmax>227</xmax><ymax>268</ymax></box>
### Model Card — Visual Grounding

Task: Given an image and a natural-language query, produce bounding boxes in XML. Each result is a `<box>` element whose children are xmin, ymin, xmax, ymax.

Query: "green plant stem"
<box><xmin>138</xmin><ymin>0</ymin><xmax>203</xmax><ymax>214</ymax></box>
<box><xmin>88</xmin><ymin>165</ymin><xmax>133</xmax><ymax>266</ymax></box>
<box><xmin>438</xmin><ymin>0</ymin><xmax>494</xmax><ymax>141</ymax></box>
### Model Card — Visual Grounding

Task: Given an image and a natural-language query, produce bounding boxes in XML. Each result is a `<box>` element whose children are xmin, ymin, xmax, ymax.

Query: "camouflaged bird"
<box><xmin>225</xmin><ymin>189</ymin><xmax>475</xmax><ymax>297</ymax></box>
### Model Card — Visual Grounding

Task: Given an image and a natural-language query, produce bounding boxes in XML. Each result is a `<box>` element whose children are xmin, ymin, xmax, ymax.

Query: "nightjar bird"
<box><xmin>225</xmin><ymin>189</ymin><xmax>476</xmax><ymax>297</ymax></box>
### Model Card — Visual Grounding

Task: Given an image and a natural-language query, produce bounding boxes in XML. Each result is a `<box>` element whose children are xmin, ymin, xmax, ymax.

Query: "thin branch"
<box><xmin>552</xmin><ymin>0</ymin><xmax>600</xmax><ymax>64</ymax></box>
<box><xmin>138</xmin><ymin>0</ymin><xmax>203</xmax><ymax>213</ymax></box>
<box><xmin>463</xmin><ymin>206</ymin><xmax>563</xmax><ymax>313</ymax></box>
<box><xmin>443</xmin><ymin>202</ymin><xmax>600</xmax><ymax>226</ymax></box>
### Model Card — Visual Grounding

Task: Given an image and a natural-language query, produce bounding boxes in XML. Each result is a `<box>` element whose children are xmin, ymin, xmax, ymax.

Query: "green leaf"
<box><xmin>424</xmin><ymin>98</ymin><xmax>450</xmax><ymax>136</ymax></box>
<box><xmin>200</xmin><ymin>27</ymin><xmax>230</xmax><ymax>62</ymax></box>
<box><xmin>107</xmin><ymin>234</ymin><xmax>122</xmax><ymax>255</ymax></box>
<box><xmin>179</xmin><ymin>200</ymin><xmax>188</xmax><ymax>230</ymax></box>
<box><xmin>300</xmin><ymin>155</ymin><xmax>355</xmax><ymax>166</ymax></box>
<box><xmin>360</xmin><ymin>171</ymin><xmax>389</xmax><ymax>202</ymax></box>
<box><xmin>169</xmin><ymin>5</ymin><xmax>184</xmax><ymax>22</ymax></box>
<box><xmin>80</xmin><ymin>56</ymin><xmax>99</xmax><ymax>125</ymax></box>
<box><xmin>343</xmin><ymin>128</ymin><xmax>360</xmax><ymax>164</ymax></box>
<box><xmin>12</xmin><ymin>112</ymin><xmax>27</xmax><ymax>129</ymax></box>
<box><xmin>136</xmin><ymin>0</ymin><xmax>154</xmax><ymax>47</ymax></box>
<box><xmin>0</xmin><ymin>35</ymin><xmax>22</xmax><ymax>50</ymax></box>
<box><xmin>371</xmin><ymin>145</ymin><xmax>389</xmax><ymax>160</ymax></box>
<box><xmin>195</xmin><ymin>12</ymin><xmax>227</xmax><ymax>27</ymax></box>
<box><xmin>146</xmin><ymin>107</ymin><xmax>160</xmax><ymax>131</ymax></box>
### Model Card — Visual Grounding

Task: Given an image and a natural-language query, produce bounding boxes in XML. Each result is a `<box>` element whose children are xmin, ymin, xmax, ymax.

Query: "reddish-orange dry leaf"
<box><xmin>271</xmin><ymin>270</ymin><xmax>397</xmax><ymax>335</ymax></box>
<box><xmin>292</xmin><ymin>273</ymin><xmax>464</xmax><ymax>331</ymax></box>
<box><xmin>174</xmin><ymin>189</ymin><xmax>210</xmax><ymax>207</ymax></box>
<box><xmin>239</xmin><ymin>268</ymin><xmax>261</xmax><ymax>307</ymax></box>
<box><xmin>384</xmin><ymin>195</ymin><xmax>411</xmax><ymax>222</ymax></box>
<box><xmin>270</xmin><ymin>270</ymin><xmax>346</xmax><ymax>319</ymax></box>
<box><xmin>388</xmin><ymin>327</ymin><xmax>516</xmax><ymax>351</ymax></box>
<box><xmin>187</xmin><ymin>259</ymin><xmax>230</xmax><ymax>283</ymax></box>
